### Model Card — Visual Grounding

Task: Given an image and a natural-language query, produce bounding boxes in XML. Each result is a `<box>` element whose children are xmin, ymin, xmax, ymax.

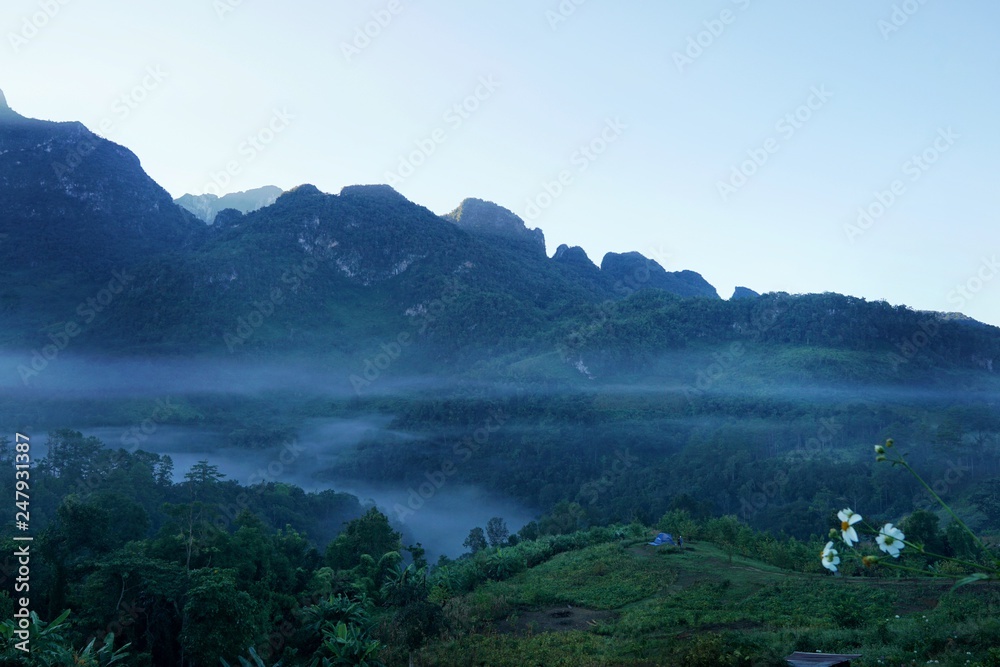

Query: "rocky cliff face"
<box><xmin>0</xmin><ymin>89</ymin><xmax>202</xmax><ymax>276</ymax></box>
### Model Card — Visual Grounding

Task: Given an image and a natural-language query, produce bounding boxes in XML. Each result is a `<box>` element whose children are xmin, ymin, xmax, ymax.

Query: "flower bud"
<box><xmin>862</xmin><ymin>555</ymin><xmax>879</xmax><ymax>567</ymax></box>
<box><xmin>875</xmin><ymin>444</ymin><xmax>886</xmax><ymax>455</ymax></box>
<box><xmin>885</xmin><ymin>438</ymin><xmax>894</xmax><ymax>448</ymax></box>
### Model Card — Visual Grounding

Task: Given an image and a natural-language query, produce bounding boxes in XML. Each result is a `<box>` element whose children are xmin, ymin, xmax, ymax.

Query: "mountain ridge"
<box><xmin>1</xmin><ymin>98</ymin><xmax>998</xmax><ymax>379</ymax></box>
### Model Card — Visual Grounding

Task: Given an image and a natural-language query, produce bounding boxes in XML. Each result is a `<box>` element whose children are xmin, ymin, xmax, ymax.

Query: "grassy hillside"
<box><xmin>415</xmin><ymin>535</ymin><xmax>1000</xmax><ymax>667</ymax></box>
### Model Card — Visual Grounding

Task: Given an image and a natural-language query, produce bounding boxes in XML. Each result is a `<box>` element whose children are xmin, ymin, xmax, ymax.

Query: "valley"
<box><xmin>2</xmin><ymin>89</ymin><xmax>1000</xmax><ymax>666</ymax></box>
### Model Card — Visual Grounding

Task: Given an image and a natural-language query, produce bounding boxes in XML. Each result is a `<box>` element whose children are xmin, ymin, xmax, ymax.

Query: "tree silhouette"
<box><xmin>486</xmin><ymin>517</ymin><xmax>509</xmax><ymax>548</ymax></box>
<box><xmin>463</xmin><ymin>527</ymin><xmax>487</xmax><ymax>554</ymax></box>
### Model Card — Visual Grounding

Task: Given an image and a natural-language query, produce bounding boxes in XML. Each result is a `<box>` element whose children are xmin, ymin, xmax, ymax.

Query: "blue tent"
<box><xmin>648</xmin><ymin>532</ymin><xmax>675</xmax><ymax>546</ymax></box>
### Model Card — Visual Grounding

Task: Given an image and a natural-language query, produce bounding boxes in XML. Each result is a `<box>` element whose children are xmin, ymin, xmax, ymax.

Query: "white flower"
<box><xmin>821</xmin><ymin>541</ymin><xmax>840</xmax><ymax>572</ymax></box>
<box><xmin>838</xmin><ymin>508</ymin><xmax>863</xmax><ymax>546</ymax></box>
<box><xmin>876</xmin><ymin>523</ymin><xmax>905</xmax><ymax>558</ymax></box>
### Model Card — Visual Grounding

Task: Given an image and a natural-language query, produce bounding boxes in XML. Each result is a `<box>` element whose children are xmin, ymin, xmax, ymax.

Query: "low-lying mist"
<box><xmin>77</xmin><ymin>417</ymin><xmax>534</xmax><ymax>562</ymax></box>
<box><xmin>7</xmin><ymin>346</ymin><xmax>1000</xmax><ymax>561</ymax></box>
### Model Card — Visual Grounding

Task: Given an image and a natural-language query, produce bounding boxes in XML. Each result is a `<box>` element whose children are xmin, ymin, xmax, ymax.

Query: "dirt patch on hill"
<box><xmin>497</xmin><ymin>606</ymin><xmax>616</xmax><ymax>635</ymax></box>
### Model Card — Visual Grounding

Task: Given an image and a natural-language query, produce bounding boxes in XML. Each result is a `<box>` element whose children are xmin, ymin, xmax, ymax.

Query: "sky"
<box><xmin>3</xmin><ymin>0</ymin><xmax>999</xmax><ymax>325</ymax></box>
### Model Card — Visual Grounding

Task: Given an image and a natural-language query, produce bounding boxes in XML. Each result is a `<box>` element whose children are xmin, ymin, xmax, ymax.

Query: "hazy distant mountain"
<box><xmin>175</xmin><ymin>185</ymin><xmax>284</xmax><ymax>223</ymax></box>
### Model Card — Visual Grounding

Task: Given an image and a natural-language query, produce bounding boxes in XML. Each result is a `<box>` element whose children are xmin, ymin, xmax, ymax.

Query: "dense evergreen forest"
<box><xmin>3</xmin><ymin>379</ymin><xmax>1000</xmax><ymax>665</ymax></box>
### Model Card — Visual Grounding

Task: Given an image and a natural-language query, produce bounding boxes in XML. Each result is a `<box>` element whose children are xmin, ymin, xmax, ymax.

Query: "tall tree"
<box><xmin>325</xmin><ymin>508</ymin><xmax>401</xmax><ymax>570</ymax></box>
<box><xmin>485</xmin><ymin>517</ymin><xmax>509</xmax><ymax>548</ymax></box>
<box><xmin>183</xmin><ymin>460</ymin><xmax>225</xmax><ymax>490</ymax></box>
<box><xmin>180</xmin><ymin>569</ymin><xmax>264</xmax><ymax>666</ymax></box>
<box><xmin>463</xmin><ymin>527</ymin><xmax>487</xmax><ymax>554</ymax></box>
<box><xmin>971</xmin><ymin>480</ymin><xmax>1000</xmax><ymax>528</ymax></box>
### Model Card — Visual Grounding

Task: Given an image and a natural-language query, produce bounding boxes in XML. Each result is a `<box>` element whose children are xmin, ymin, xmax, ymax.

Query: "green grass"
<box><xmin>416</xmin><ymin>539</ymin><xmax>1000</xmax><ymax>667</ymax></box>
<box><xmin>474</xmin><ymin>542</ymin><xmax>678</xmax><ymax>610</ymax></box>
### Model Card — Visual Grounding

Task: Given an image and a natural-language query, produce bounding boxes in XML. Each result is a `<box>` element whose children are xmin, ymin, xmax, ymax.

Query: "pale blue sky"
<box><xmin>3</xmin><ymin>1</ymin><xmax>998</xmax><ymax>324</ymax></box>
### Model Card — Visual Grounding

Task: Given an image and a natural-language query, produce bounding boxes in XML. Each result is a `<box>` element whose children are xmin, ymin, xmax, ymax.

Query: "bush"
<box><xmin>657</xmin><ymin>509</ymin><xmax>702</xmax><ymax>540</ymax></box>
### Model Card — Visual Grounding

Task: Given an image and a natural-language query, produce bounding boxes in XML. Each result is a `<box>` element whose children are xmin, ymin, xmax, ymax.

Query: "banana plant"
<box><xmin>310</xmin><ymin>622</ymin><xmax>384</xmax><ymax>667</ymax></box>
<box><xmin>221</xmin><ymin>646</ymin><xmax>282</xmax><ymax>667</ymax></box>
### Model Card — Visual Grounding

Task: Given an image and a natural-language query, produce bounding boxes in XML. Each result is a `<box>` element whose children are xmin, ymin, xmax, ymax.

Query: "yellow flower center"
<box><xmin>841</xmin><ymin>521</ymin><xmax>850</xmax><ymax>531</ymax></box>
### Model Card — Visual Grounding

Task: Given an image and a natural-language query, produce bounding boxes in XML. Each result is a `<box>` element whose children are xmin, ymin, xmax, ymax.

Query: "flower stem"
<box><xmin>894</xmin><ymin>457</ymin><xmax>987</xmax><ymax>553</ymax></box>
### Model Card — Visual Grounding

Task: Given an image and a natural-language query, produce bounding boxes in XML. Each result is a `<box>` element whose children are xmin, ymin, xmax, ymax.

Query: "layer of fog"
<box><xmin>4</xmin><ymin>348</ymin><xmax>998</xmax><ymax>407</ymax></box>
<box><xmin>0</xmin><ymin>352</ymin><xmax>360</xmax><ymax>398</ymax></box>
<box><xmin>582</xmin><ymin>381</ymin><xmax>1000</xmax><ymax>405</ymax></box>
<box><xmin>0</xmin><ymin>351</ymin><xmax>477</xmax><ymax>400</ymax></box>
<box><xmin>78</xmin><ymin>418</ymin><xmax>533</xmax><ymax>562</ymax></box>
<box><xmin>8</xmin><ymin>345</ymin><xmax>998</xmax><ymax>561</ymax></box>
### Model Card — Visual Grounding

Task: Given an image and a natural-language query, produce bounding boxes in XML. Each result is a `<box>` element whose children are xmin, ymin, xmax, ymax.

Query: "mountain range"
<box><xmin>2</xmin><ymin>89</ymin><xmax>998</xmax><ymax>386</ymax></box>
<box><xmin>5</xmin><ymin>87</ymin><xmax>1000</xmax><ymax>602</ymax></box>
<box><xmin>6</xmin><ymin>90</ymin><xmax>1000</xmax><ymax>667</ymax></box>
